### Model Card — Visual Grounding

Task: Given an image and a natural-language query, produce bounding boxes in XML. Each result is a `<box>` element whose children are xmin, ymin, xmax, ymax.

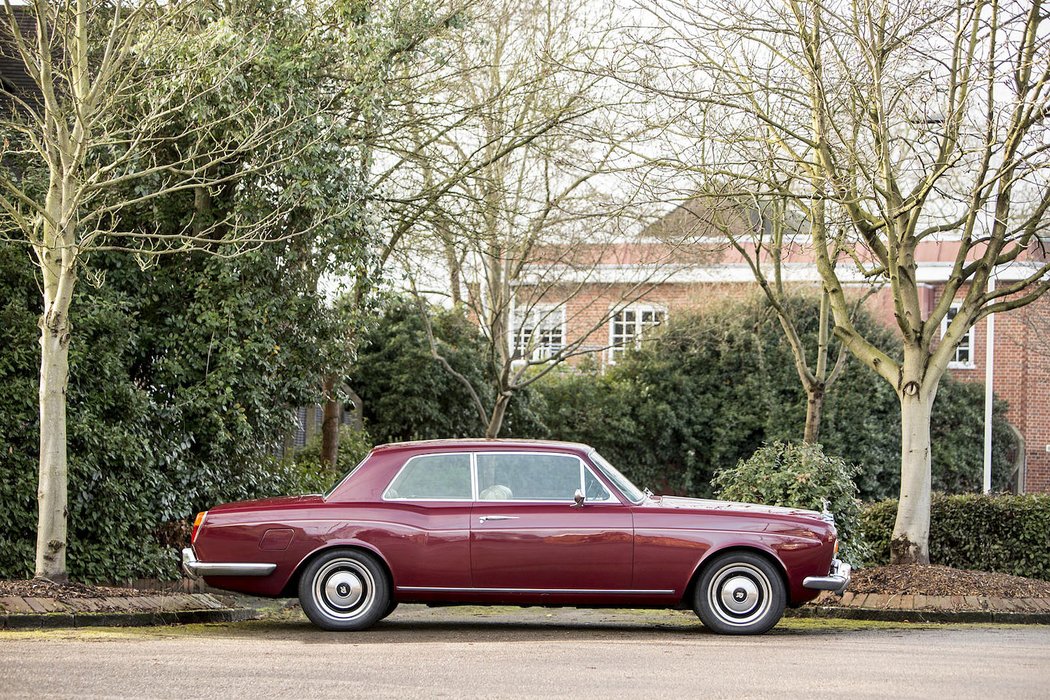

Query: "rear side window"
<box><xmin>384</xmin><ymin>453</ymin><xmax>472</xmax><ymax>500</ymax></box>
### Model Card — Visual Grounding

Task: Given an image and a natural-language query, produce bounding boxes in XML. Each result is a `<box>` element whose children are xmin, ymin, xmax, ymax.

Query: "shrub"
<box><xmin>538</xmin><ymin>294</ymin><xmax>1017</xmax><ymax>501</ymax></box>
<box><xmin>712</xmin><ymin>441</ymin><xmax>870</xmax><ymax>563</ymax></box>
<box><xmin>0</xmin><ymin>231</ymin><xmax>357</xmax><ymax>582</ymax></box>
<box><xmin>861</xmin><ymin>494</ymin><xmax>1050</xmax><ymax>580</ymax></box>
<box><xmin>292</xmin><ymin>425</ymin><xmax>374</xmax><ymax>478</ymax></box>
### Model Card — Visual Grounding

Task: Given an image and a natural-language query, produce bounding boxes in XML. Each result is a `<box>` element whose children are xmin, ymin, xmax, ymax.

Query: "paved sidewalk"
<box><xmin>791</xmin><ymin>591</ymin><xmax>1050</xmax><ymax>624</ymax></box>
<box><xmin>0</xmin><ymin>593</ymin><xmax>255</xmax><ymax>629</ymax></box>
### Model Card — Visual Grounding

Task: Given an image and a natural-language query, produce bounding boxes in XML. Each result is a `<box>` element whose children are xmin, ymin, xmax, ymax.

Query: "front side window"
<box><xmin>942</xmin><ymin>304</ymin><xmax>975</xmax><ymax>368</ymax></box>
<box><xmin>583</xmin><ymin>468</ymin><xmax>613</xmax><ymax>502</ymax></box>
<box><xmin>477</xmin><ymin>453</ymin><xmax>582</xmax><ymax>501</ymax></box>
<box><xmin>512</xmin><ymin>304</ymin><xmax>565</xmax><ymax>361</ymax></box>
<box><xmin>384</xmin><ymin>453</ymin><xmax>472</xmax><ymax>500</ymax></box>
<box><xmin>609</xmin><ymin>306</ymin><xmax>666</xmax><ymax>363</ymax></box>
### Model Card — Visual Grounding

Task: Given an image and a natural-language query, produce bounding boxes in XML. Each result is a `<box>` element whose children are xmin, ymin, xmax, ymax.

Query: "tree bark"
<box><xmin>35</xmin><ymin>288</ymin><xmax>73</xmax><ymax>582</ymax></box>
<box><xmin>890</xmin><ymin>388</ymin><xmax>934</xmax><ymax>565</ymax></box>
<box><xmin>485</xmin><ymin>394</ymin><xmax>511</xmax><ymax>438</ymax></box>
<box><xmin>802</xmin><ymin>385</ymin><xmax>824</xmax><ymax>444</ymax></box>
<box><xmin>445</xmin><ymin>238</ymin><xmax>462</xmax><ymax>306</ymax></box>
<box><xmin>319</xmin><ymin>374</ymin><xmax>341</xmax><ymax>468</ymax></box>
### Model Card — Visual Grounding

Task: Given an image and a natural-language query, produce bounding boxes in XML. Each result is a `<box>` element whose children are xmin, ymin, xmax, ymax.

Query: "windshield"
<box><xmin>590</xmin><ymin>451</ymin><xmax>645</xmax><ymax>504</ymax></box>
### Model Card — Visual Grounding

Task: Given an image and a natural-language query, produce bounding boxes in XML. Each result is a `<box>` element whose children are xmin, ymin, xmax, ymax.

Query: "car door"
<box><xmin>379</xmin><ymin>452</ymin><xmax>473</xmax><ymax>589</ymax></box>
<box><xmin>470</xmin><ymin>451</ymin><xmax>634</xmax><ymax>591</ymax></box>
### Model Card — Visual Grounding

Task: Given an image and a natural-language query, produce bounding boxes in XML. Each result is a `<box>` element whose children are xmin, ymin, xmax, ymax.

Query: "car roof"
<box><xmin>370</xmin><ymin>438</ymin><xmax>594</xmax><ymax>454</ymax></box>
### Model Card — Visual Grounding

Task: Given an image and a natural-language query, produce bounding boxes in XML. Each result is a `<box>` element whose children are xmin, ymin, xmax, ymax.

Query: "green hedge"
<box><xmin>538</xmin><ymin>295</ymin><xmax>1017</xmax><ymax>502</ymax></box>
<box><xmin>861</xmin><ymin>494</ymin><xmax>1050</xmax><ymax>580</ymax></box>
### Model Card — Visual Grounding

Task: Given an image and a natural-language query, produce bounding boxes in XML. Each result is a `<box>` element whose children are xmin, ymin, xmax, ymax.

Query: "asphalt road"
<box><xmin>2</xmin><ymin>606</ymin><xmax>1048</xmax><ymax>699</ymax></box>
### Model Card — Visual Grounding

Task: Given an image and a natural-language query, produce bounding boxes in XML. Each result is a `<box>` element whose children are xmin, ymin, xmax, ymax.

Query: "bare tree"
<box><xmin>310</xmin><ymin>0</ymin><xmax>475</xmax><ymax>468</ymax></box>
<box><xmin>396</xmin><ymin>0</ymin><xmax>693</xmax><ymax>437</ymax></box>
<box><xmin>0</xmin><ymin>1</ymin><xmax>336</xmax><ymax>580</ymax></box>
<box><xmin>628</xmin><ymin>0</ymin><xmax>1050</xmax><ymax>563</ymax></box>
<box><xmin>673</xmin><ymin>188</ymin><xmax>878</xmax><ymax>443</ymax></box>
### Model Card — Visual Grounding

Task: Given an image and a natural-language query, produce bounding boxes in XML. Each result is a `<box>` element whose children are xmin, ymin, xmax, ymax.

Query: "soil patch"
<box><xmin>849</xmin><ymin>565</ymin><xmax>1050</xmax><ymax>598</ymax></box>
<box><xmin>0</xmin><ymin>579</ymin><xmax>149</xmax><ymax>600</ymax></box>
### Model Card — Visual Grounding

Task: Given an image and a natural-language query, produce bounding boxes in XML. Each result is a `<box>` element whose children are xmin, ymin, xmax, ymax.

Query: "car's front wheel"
<box><xmin>298</xmin><ymin>548</ymin><xmax>390</xmax><ymax>631</ymax></box>
<box><xmin>693</xmin><ymin>551</ymin><xmax>786</xmax><ymax>635</ymax></box>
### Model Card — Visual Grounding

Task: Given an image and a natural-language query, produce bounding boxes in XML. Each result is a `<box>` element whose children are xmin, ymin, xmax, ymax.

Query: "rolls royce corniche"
<box><xmin>183</xmin><ymin>439</ymin><xmax>850</xmax><ymax>634</ymax></box>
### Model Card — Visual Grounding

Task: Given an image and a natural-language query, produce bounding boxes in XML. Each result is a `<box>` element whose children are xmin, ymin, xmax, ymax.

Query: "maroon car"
<box><xmin>183</xmin><ymin>439</ymin><xmax>849</xmax><ymax>634</ymax></box>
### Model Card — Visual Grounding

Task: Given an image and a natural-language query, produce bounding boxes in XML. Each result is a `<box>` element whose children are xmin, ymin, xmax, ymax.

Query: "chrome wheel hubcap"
<box><xmin>708</xmin><ymin>562</ymin><xmax>771</xmax><ymax>627</ymax></box>
<box><xmin>325</xmin><ymin>571</ymin><xmax>364</xmax><ymax>608</ymax></box>
<box><xmin>719</xmin><ymin>576</ymin><xmax>759</xmax><ymax>614</ymax></box>
<box><xmin>314</xmin><ymin>559</ymin><xmax>375</xmax><ymax>621</ymax></box>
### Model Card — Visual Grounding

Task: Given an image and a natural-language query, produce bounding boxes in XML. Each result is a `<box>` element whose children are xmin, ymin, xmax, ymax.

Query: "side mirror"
<box><xmin>573</xmin><ymin>489</ymin><xmax>585</xmax><ymax>507</ymax></box>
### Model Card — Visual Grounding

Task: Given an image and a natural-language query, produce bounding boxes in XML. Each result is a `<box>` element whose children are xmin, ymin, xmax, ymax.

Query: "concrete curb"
<box><xmin>787</xmin><ymin>605</ymin><xmax>1050</xmax><ymax>625</ymax></box>
<box><xmin>1</xmin><ymin>607</ymin><xmax>258</xmax><ymax>630</ymax></box>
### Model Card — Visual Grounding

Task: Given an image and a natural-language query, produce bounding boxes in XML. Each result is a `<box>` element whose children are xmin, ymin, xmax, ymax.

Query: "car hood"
<box><xmin>653</xmin><ymin>495</ymin><xmax>826</xmax><ymax>520</ymax></box>
<box><xmin>209</xmin><ymin>494</ymin><xmax>325</xmax><ymax>513</ymax></box>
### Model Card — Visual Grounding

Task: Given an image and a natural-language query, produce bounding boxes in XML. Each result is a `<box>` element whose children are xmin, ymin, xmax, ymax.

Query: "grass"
<box><xmin>0</xmin><ymin>604</ymin><xmax>1028</xmax><ymax>642</ymax></box>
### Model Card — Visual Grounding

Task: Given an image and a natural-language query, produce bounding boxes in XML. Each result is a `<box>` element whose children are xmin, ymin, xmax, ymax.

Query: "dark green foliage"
<box><xmin>538</xmin><ymin>294</ymin><xmax>1016</xmax><ymax>501</ymax></box>
<box><xmin>0</xmin><ymin>244</ymin><xmax>49</xmax><ymax>579</ymax></box>
<box><xmin>294</xmin><ymin>425</ymin><xmax>374</xmax><ymax>477</ymax></box>
<box><xmin>0</xmin><ymin>2</ymin><xmax>388</xmax><ymax>581</ymax></box>
<box><xmin>861</xmin><ymin>495</ymin><xmax>1050</xmax><ymax>580</ymax></box>
<box><xmin>712</xmin><ymin>441</ymin><xmax>869</xmax><ymax>562</ymax></box>
<box><xmin>0</xmin><ymin>235</ymin><xmax>351</xmax><ymax>581</ymax></box>
<box><xmin>350</xmin><ymin>296</ymin><xmax>546</xmax><ymax>443</ymax></box>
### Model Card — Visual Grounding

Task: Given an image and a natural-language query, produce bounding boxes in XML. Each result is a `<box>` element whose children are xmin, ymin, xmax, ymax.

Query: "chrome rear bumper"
<box><xmin>803</xmin><ymin>558</ymin><xmax>851</xmax><ymax>595</ymax></box>
<box><xmin>182</xmin><ymin>547</ymin><xmax>277</xmax><ymax>577</ymax></box>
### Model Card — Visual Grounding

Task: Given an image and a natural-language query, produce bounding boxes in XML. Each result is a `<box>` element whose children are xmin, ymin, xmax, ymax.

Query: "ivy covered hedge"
<box><xmin>861</xmin><ymin>494</ymin><xmax>1050</xmax><ymax>580</ymax></box>
<box><xmin>0</xmin><ymin>241</ymin><xmax>347</xmax><ymax>582</ymax></box>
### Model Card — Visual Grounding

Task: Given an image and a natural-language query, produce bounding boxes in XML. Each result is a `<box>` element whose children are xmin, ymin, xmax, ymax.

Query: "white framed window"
<box><xmin>942</xmin><ymin>303</ymin><xmax>975</xmax><ymax>369</ymax></box>
<box><xmin>512</xmin><ymin>304</ymin><xmax>565</xmax><ymax>361</ymax></box>
<box><xmin>608</xmin><ymin>305</ymin><xmax>666</xmax><ymax>363</ymax></box>
<box><xmin>383</xmin><ymin>453</ymin><xmax>474</xmax><ymax>501</ymax></box>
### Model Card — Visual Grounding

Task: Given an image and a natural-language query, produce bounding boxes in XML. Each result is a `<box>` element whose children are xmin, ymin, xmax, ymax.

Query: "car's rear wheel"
<box><xmin>298</xmin><ymin>548</ymin><xmax>390</xmax><ymax>631</ymax></box>
<box><xmin>693</xmin><ymin>551</ymin><xmax>785</xmax><ymax>635</ymax></box>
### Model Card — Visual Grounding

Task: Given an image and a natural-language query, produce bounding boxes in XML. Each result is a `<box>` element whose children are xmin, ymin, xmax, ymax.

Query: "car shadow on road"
<box><xmin>200</xmin><ymin>607</ymin><xmax>891</xmax><ymax>644</ymax></box>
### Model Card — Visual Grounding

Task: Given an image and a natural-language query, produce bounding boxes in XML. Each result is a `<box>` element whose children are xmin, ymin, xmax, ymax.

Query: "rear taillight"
<box><xmin>192</xmin><ymin>511</ymin><xmax>207</xmax><ymax>543</ymax></box>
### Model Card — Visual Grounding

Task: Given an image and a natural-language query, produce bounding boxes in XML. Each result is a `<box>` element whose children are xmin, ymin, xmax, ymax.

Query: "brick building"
<box><xmin>512</xmin><ymin>201</ymin><xmax>1050</xmax><ymax>493</ymax></box>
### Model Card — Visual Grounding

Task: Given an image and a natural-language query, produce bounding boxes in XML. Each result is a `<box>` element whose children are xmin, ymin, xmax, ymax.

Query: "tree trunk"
<box><xmin>890</xmin><ymin>389</ymin><xmax>934</xmax><ymax>565</ymax></box>
<box><xmin>319</xmin><ymin>374</ymin><xmax>341</xmax><ymax>468</ymax></box>
<box><xmin>485</xmin><ymin>394</ymin><xmax>511</xmax><ymax>438</ymax></box>
<box><xmin>36</xmin><ymin>297</ymin><xmax>72</xmax><ymax>582</ymax></box>
<box><xmin>802</xmin><ymin>384</ymin><xmax>824</xmax><ymax>444</ymax></box>
<box><xmin>443</xmin><ymin>237</ymin><xmax>462</xmax><ymax>306</ymax></box>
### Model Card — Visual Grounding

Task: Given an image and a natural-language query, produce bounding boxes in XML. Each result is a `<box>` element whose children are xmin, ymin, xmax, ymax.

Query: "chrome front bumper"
<box><xmin>181</xmin><ymin>547</ymin><xmax>277</xmax><ymax>578</ymax></box>
<box><xmin>803</xmin><ymin>558</ymin><xmax>852</xmax><ymax>595</ymax></box>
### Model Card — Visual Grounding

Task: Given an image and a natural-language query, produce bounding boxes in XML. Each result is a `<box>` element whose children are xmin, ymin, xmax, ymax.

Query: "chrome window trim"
<box><xmin>589</xmin><ymin>450</ymin><xmax>644</xmax><ymax>504</ymax></box>
<box><xmin>582</xmin><ymin>461</ymin><xmax>615</xmax><ymax>503</ymax></box>
<box><xmin>472</xmin><ymin>450</ymin><xmax>624</xmax><ymax>505</ymax></box>
<box><xmin>380</xmin><ymin>449</ymin><xmax>628</xmax><ymax>505</ymax></box>
<box><xmin>470</xmin><ymin>451</ymin><xmax>479</xmax><ymax>500</ymax></box>
<box><xmin>381</xmin><ymin>452</ymin><xmax>475</xmax><ymax>502</ymax></box>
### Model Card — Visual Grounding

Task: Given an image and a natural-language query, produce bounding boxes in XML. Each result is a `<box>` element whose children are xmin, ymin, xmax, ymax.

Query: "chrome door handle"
<box><xmin>478</xmin><ymin>515</ymin><xmax>518</xmax><ymax>523</ymax></box>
